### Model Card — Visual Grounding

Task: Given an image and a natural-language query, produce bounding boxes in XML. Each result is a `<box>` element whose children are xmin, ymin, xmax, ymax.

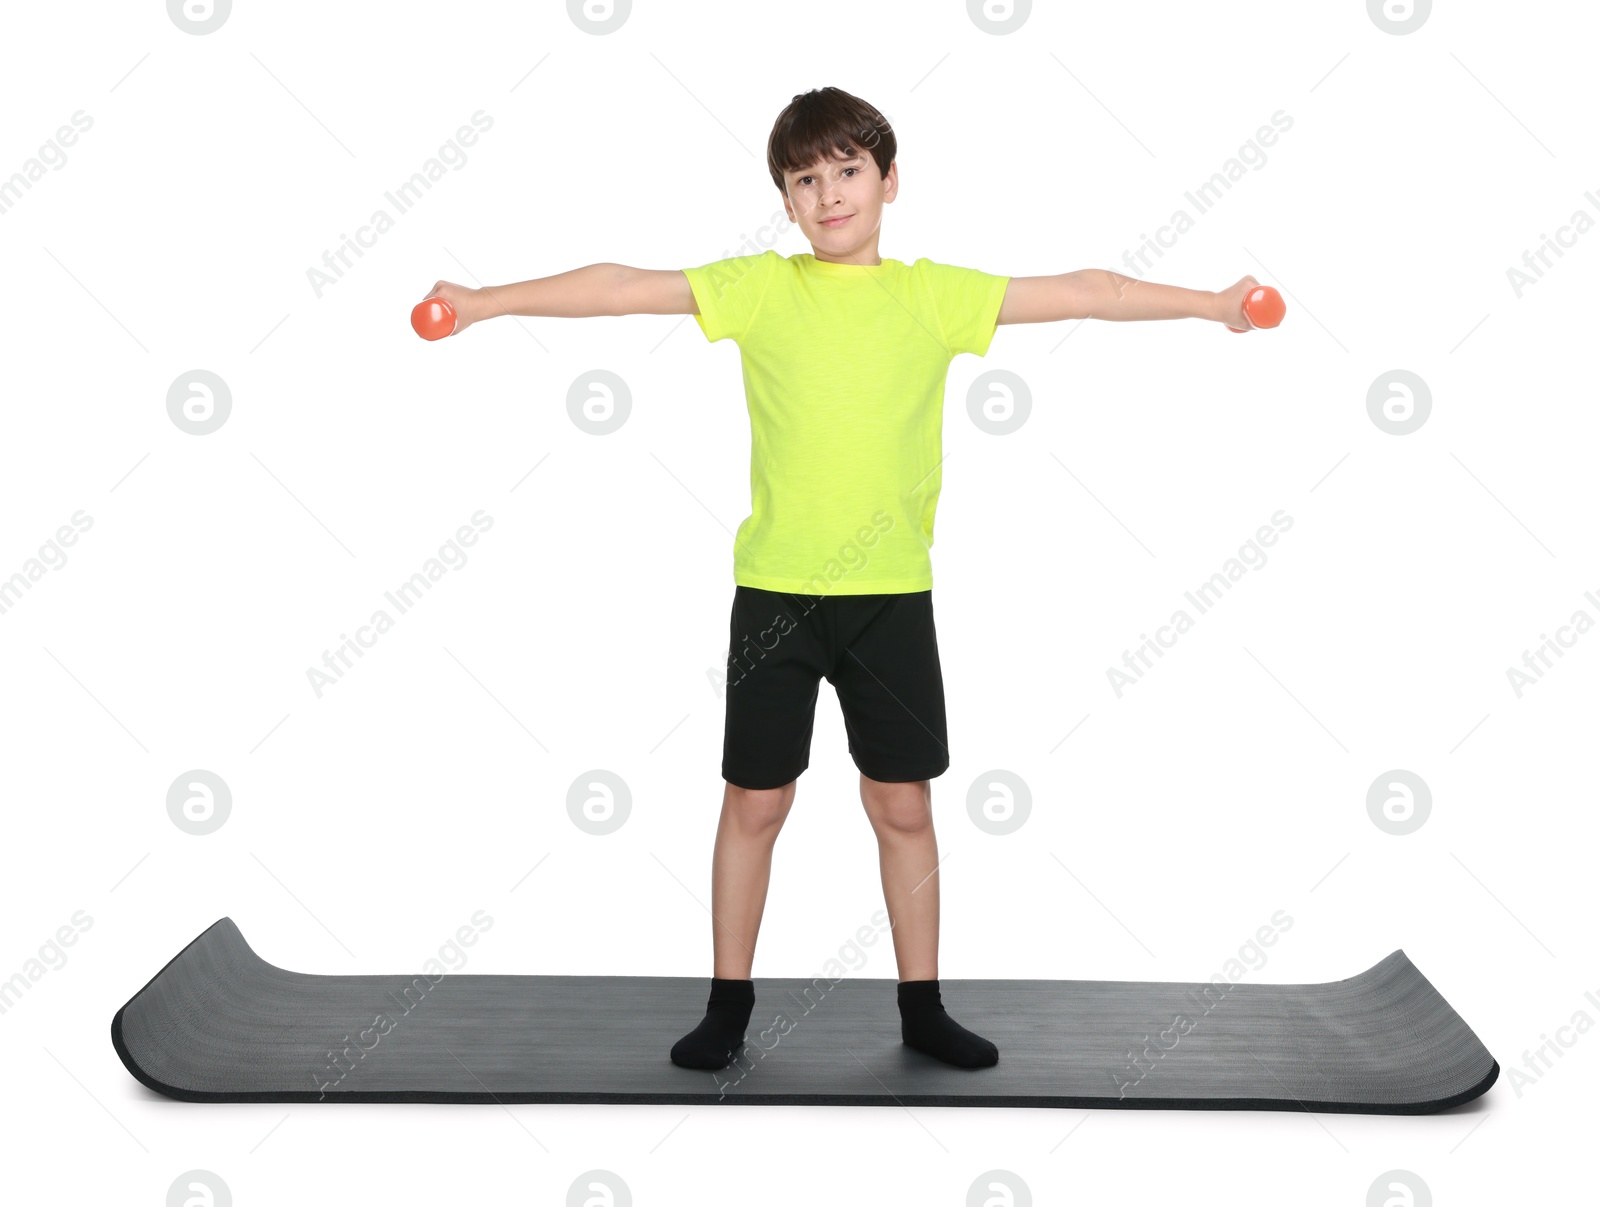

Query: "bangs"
<box><xmin>766</xmin><ymin>87</ymin><xmax>896</xmax><ymax>194</ymax></box>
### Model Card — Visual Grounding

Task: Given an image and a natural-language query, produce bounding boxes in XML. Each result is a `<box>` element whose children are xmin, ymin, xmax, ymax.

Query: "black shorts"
<box><xmin>721</xmin><ymin>585</ymin><xmax>950</xmax><ymax>790</ymax></box>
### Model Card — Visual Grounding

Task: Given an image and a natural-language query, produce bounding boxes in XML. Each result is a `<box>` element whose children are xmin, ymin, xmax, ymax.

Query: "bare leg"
<box><xmin>711</xmin><ymin>777</ymin><xmax>797</xmax><ymax>979</ymax></box>
<box><xmin>860</xmin><ymin>771</ymin><xmax>998</xmax><ymax>1067</ymax></box>
<box><xmin>671</xmin><ymin>777</ymin><xmax>798</xmax><ymax>1069</ymax></box>
<box><xmin>858</xmin><ymin>773</ymin><xmax>939</xmax><ymax>981</ymax></box>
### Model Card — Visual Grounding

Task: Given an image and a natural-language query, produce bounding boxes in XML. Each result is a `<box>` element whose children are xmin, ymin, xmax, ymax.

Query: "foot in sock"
<box><xmin>897</xmin><ymin>978</ymin><xmax>999</xmax><ymax>1068</ymax></box>
<box><xmin>671</xmin><ymin>976</ymin><xmax>754</xmax><ymax>1070</ymax></box>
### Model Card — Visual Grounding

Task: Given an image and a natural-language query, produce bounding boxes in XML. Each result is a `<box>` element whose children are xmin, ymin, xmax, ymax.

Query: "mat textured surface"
<box><xmin>112</xmin><ymin>918</ymin><xmax>1497</xmax><ymax>1112</ymax></box>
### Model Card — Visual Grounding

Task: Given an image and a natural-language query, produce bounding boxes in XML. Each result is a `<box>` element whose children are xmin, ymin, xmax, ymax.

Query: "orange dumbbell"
<box><xmin>411</xmin><ymin>296</ymin><xmax>457</xmax><ymax>341</ymax></box>
<box><xmin>1226</xmin><ymin>285</ymin><xmax>1285</xmax><ymax>333</ymax></box>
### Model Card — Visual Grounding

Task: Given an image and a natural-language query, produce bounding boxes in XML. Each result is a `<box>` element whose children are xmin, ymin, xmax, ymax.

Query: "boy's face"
<box><xmin>780</xmin><ymin>149</ymin><xmax>897</xmax><ymax>261</ymax></box>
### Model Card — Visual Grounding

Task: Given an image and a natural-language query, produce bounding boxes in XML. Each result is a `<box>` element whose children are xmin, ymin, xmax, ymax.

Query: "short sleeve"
<box><xmin>915</xmin><ymin>259</ymin><xmax>1011</xmax><ymax>358</ymax></box>
<box><xmin>681</xmin><ymin>249</ymin><xmax>779</xmax><ymax>344</ymax></box>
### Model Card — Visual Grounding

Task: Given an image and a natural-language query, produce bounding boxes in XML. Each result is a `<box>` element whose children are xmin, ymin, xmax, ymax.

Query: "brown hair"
<box><xmin>766</xmin><ymin>87</ymin><xmax>896</xmax><ymax>196</ymax></box>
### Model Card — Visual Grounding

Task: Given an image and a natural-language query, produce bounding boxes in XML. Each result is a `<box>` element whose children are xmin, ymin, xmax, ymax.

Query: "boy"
<box><xmin>421</xmin><ymin>86</ymin><xmax>1274</xmax><ymax>1073</ymax></box>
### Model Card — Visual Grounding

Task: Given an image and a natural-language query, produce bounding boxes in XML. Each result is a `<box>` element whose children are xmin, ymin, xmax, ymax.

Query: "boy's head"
<box><xmin>767</xmin><ymin>87</ymin><xmax>898</xmax><ymax>257</ymax></box>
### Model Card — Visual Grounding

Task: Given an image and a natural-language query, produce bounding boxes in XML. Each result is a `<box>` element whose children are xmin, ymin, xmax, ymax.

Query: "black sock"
<box><xmin>671</xmin><ymin>976</ymin><xmax>755</xmax><ymax>1070</ymax></box>
<box><xmin>897</xmin><ymin>978</ymin><xmax>998</xmax><ymax>1068</ymax></box>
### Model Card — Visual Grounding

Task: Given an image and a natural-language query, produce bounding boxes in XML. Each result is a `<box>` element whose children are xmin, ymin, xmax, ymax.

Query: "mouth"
<box><xmin>818</xmin><ymin>213</ymin><xmax>854</xmax><ymax>228</ymax></box>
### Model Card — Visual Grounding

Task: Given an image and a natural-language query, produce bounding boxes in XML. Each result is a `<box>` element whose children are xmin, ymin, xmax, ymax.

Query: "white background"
<box><xmin>2</xmin><ymin>0</ymin><xmax>1594</xmax><ymax>1202</ymax></box>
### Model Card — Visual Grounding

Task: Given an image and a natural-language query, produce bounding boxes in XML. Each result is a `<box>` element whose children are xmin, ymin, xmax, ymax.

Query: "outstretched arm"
<box><xmin>420</xmin><ymin>266</ymin><xmax>698</xmax><ymax>335</ymax></box>
<box><xmin>997</xmin><ymin>270</ymin><xmax>1265</xmax><ymax>328</ymax></box>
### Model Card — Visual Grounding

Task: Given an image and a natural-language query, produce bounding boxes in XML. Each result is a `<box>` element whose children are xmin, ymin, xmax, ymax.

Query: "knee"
<box><xmin>862</xmin><ymin>777</ymin><xmax>932</xmax><ymax>835</ymax></box>
<box><xmin>723</xmin><ymin>779</ymin><xmax>795</xmax><ymax>831</ymax></box>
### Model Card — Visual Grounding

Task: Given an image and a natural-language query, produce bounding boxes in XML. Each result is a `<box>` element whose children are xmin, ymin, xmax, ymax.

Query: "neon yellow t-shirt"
<box><xmin>681</xmin><ymin>250</ymin><xmax>1010</xmax><ymax>595</ymax></box>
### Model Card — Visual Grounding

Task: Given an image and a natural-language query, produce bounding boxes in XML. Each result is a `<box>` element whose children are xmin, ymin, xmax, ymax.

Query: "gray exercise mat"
<box><xmin>112</xmin><ymin>918</ymin><xmax>1497</xmax><ymax>1112</ymax></box>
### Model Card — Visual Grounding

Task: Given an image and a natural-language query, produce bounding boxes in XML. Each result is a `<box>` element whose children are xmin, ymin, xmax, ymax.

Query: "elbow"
<box><xmin>1056</xmin><ymin>270</ymin><xmax>1100</xmax><ymax>321</ymax></box>
<box><xmin>596</xmin><ymin>263</ymin><xmax>631</xmax><ymax>317</ymax></box>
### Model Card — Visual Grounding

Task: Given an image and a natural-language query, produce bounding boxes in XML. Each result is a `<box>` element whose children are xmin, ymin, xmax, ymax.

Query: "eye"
<box><xmin>797</xmin><ymin>166</ymin><xmax>860</xmax><ymax>186</ymax></box>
